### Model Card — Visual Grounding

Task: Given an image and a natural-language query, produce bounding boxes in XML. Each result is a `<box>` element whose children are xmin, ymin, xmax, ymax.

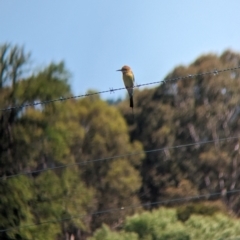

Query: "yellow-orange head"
<box><xmin>116</xmin><ymin>65</ymin><xmax>132</xmax><ymax>74</ymax></box>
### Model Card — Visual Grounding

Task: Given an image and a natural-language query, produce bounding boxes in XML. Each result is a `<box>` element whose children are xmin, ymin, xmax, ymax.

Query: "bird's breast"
<box><xmin>122</xmin><ymin>72</ymin><xmax>134</xmax><ymax>88</ymax></box>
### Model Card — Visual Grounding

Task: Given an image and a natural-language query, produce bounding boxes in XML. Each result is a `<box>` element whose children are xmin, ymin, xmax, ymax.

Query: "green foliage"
<box><xmin>185</xmin><ymin>213</ymin><xmax>240</xmax><ymax>240</ymax></box>
<box><xmin>89</xmin><ymin>224</ymin><xmax>138</xmax><ymax>240</ymax></box>
<box><xmin>0</xmin><ymin>44</ymin><xmax>94</xmax><ymax>239</ymax></box>
<box><xmin>177</xmin><ymin>201</ymin><xmax>227</xmax><ymax>222</ymax></box>
<box><xmin>124</xmin><ymin>208</ymin><xmax>189</xmax><ymax>240</ymax></box>
<box><xmin>72</xmin><ymin>97</ymin><xmax>144</xmax><ymax>229</ymax></box>
<box><xmin>91</xmin><ymin>208</ymin><xmax>240</xmax><ymax>240</ymax></box>
<box><xmin>16</xmin><ymin>61</ymin><xmax>71</xmax><ymax>102</ymax></box>
<box><xmin>0</xmin><ymin>176</ymin><xmax>33</xmax><ymax>240</ymax></box>
<box><xmin>105</xmin><ymin>159</ymin><xmax>141</xmax><ymax>195</ymax></box>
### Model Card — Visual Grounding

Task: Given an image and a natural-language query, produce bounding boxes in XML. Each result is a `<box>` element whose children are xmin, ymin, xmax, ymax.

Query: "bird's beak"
<box><xmin>116</xmin><ymin>69</ymin><xmax>122</xmax><ymax>71</ymax></box>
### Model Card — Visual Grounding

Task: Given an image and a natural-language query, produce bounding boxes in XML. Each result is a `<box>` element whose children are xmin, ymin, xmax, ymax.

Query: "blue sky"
<box><xmin>1</xmin><ymin>1</ymin><xmax>240</xmax><ymax>100</ymax></box>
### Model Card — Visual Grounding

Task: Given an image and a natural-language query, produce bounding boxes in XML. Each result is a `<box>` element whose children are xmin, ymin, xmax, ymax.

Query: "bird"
<box><xmin>116</xmin><ymin>65</ymin><xmax>135</xmax><ymax>109</ymax></box>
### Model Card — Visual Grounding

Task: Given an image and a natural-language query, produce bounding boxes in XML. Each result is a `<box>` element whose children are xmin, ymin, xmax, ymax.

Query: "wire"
<box><xmin>0</xmin><ymin>188</ymin><xmax>239</xmax><ymax>233</ymax></box>
<box><xmin>1</xmin><ymin>66</ymin><xmax>239</xmax><ymax>112</ymax></box>
<box><xmin>1</xmin><ymin>136</ymin><xmax>239</xmax><ymax>181</ymax></box>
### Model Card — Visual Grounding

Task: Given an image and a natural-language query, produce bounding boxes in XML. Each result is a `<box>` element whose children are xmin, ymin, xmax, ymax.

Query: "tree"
<box><xmin>119</xmin><ymin>50</ymin><xmax>240</xmax><ymax>214</ymax></box>
<box><xmin>70</xmin><ymin>96</ymin><xmax>145</xmax><ymax>231</ymax></box>
<box><xmin>0</xmin><ymin>44</ymin><xmax>93</xmax><ymax>239</ymax></box>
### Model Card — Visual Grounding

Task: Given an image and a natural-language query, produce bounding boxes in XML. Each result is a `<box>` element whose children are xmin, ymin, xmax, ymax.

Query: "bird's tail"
<box><xmin>130</xmin><ymin>96</ymin><xmax>134</xmax><ymax>108</ymax></box>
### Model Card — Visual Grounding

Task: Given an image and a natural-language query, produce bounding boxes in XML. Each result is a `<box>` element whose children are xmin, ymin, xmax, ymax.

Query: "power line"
<box><xmin>1</xmin><ymin>66</ymin><xmax>240</xmax><ymax>112</ymax></box>
<box><xmin>1</xmin><ymin>135</ymin><xmax>239</xmax><ymax>181</ymax></box>
<box><xmin>0</xmin><ymin>188</ymin><xmax>239</xmax><ymax>233</ymax></box>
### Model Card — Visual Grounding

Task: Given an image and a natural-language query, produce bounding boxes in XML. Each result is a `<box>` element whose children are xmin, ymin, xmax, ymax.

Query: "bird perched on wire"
<box><xmin>117</xmin><ymin>65</ymin><xmax>135</xmax><ymax>110</ymax></box>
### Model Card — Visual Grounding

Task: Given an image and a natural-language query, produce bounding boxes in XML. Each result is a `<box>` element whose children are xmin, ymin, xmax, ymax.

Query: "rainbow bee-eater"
<box><xmin>117</xmin><ymin>65</ymin><xmax>135</xmax><ymax>110</ymax></box>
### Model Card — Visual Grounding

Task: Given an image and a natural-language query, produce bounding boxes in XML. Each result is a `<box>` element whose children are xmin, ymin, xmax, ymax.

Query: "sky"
<box><xmin>1</xmin><ymin>1</ymin><xmax>240</xmax><ymax>100</ymax></box>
